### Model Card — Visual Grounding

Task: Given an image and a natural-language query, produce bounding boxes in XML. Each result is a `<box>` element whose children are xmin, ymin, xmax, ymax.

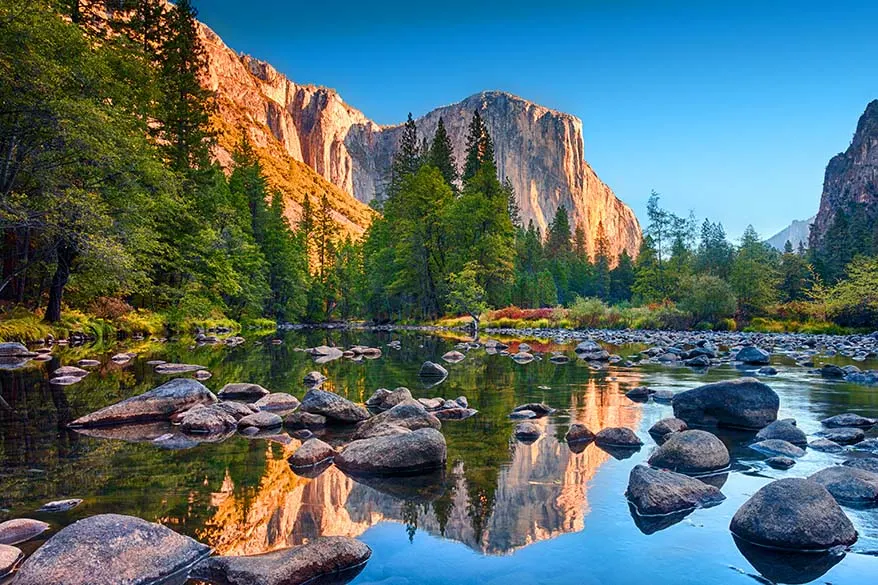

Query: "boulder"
<box><xmin>729</xmin><ymin>478</ymin><xmax>857</xmax><ymax>551</ymax></box>
<box><xmin>514</xmin><ymin>422</ymin><xmax>542</xmax><ymax>441</ymax></box>
<box><xmin>509</xmin><ymin>410</ymin><xmax>536</xmax><ymax>420</ymax></box>
<box><xmin>0</xmin><ymin>544</ymin><xmax>22</xmax><ymax>579</ymax></box>
<box><xmin>10</xmin><ymin>514</ymin><xmax>210</xmax><ymax>585</ymax></box>
<box><xmin>288</xmin><ymin>438</ymin><xmax>337</xmax><ymax>468</ymax></box>
<box><xmin>626</xmin><ymin>464</ymin><xmax>725</xmax><ymax>516</ymax></box>
<box><xmin>652</xmin><ymin>390</ymin><xmax>675</xmax><ymax>404</ymax></box>
<box><xmin>648</xmin><ymin>418</ymin><xmax>688</xmax><ymax>441</ymax></box>
<box><xmin>549</xmin><ymin>354</ymin><xmax>570</xmax><ymax>364</ymax></box>
<box><xmin>189</xmin><ymin>537</ymin><xmax>371</xmax><ymax>585</ymax></box>
<box><xmin>755</xmin><ymin>419</ymin><xmax>807</xmax><ymax>447</ymax></box>
<box><xmin>648</xmin><ymin>430</ymin><xmax>730</xmax><ymax>474</ymax></box>
<box><xmin>180</xmin><ymin>405</ymin><xmax>237</xmax><ymax>434</ymax></box>
<box><xmin>518</xmin><ymin>342</ymin><xmax>532</xmax><ymax>352</ymax></box>
<box><xmin>809</xmin><ymin>438</ymin><xmax>845</xmax><ymax>453</ymax></box>
<box><xmin>37</xmin><ymin>499</ymin><xmax>82</xmax><ymax>513</ymax></box>
<box><xmin>254</xmin><ymin>393</ymin><xmax>301</xmax><ymax>412</ymax></box>
<box><xmin>685</xmin><ymin>355</ymin><xmax>711</xmax><ymax>367</ymax></box>
<box><xmin>352</xmin><ymin>403</ymin><xmax>440</xmax><ymax>440</ymax></box>
<box><xmin>625</xmin><ymin>387</ymin><xmax>652</xmax><ymax>402</ymax></box>
<box><xmin>77</xmin><ymin>359</ymin><xmax>100</xmax><ymax>367</ymax></box>
<box><xmin>49</xmin><ymin>375</ymin><xmax>84</xmax><ymax>386</ymax></box>
<box><xmin>217</xmin><ymin>383</ymin><xmax>270</xmax><ymax>400</ymax></box>
<box><xmin>433</xmin><ymin>407</ymin><xmax>478</xmax><ymax>420</ymax></box>
<box><xmin>213</xmin><ymin>401</ymin><xmax>257</xmax><ymax>421</ymax></box>
<box><xmin>578</xmin><ymin>349</ymin><xmax>610</xmax><ymax>361</ymax></box>
<box><xmin>309</xmin><ymin>346</ymin><xmax>343</xmax><ymax>363</ymax></box>
<box><xmin>574</xmin><ymin>340</ymin><xmax>601</xmax><ymax>353</ymax></box>
<box><xmin>821</xmin><ymin>413</ymin><xmax>877</xmax><ymax>428</ymax></box>
<box><xmin>0</xmin><ymin>342</ymin><xmax>32</xmax><ymax>357</ymax></box>
<box><xmin>238</xmin><ymin>411</ymin><xmax>283</xmax><ymax>430</ymax></box>
<box><xmin>53</xmin><ymin>366</ymin><xmax>88</xmax><ymax>378</ymax></box>
<box><xmin>300</xmin><ymin>389</ymin><xmax>369</xmax><ymax>423</ymax></box>
<box><xmin>511</xmin><ymin>352</ymin><xmax>534</xmax><ymax>363</ymax></box>
<box><xmin>69</xmin><ymin>379</ymin><xmax>216</xmax><ymax>427</ymax></box>
<box><xmin>819</xmin><ymin>364</ymin><xmax>847</xmax><ymax>379</ymax></box>
<box><xmin>843</xmin><ymin>457</ymin><xmax>878</xmax><ymax>474</ymax></box>
<box><xmin>565</xmin><ymin>423</ymin><xmax>595</xmax><ymax>444</ymax></box>
<box><xmin>672</xmin><ymin>377</ymin><xmax>779</xmax><ymax>429</ymax></box>
<box><xmin>595</xmin><ymin>427</ymin><xmax>643</xmax><ymax>448</ymax></box>
<box><xmin>820</xmin><ymin>427</ymin><xmax>865</xmax><ymax>445</ymax></box>
<box><xmin>735</xmin><ymin>346</ymin><xmax>770</xmax><ymax>365</ymax></box>
<box><xmin>303</xmin><ymin>371</ymin><xmax>326</xmax><ymax>387</ymax></box>
<box><xmin>283</xmin><ymin>411</ymin><xmax>327</xmax><ymax>429</ymax></box>
<box><xmin>442</xmin><ymin>351</ymin><xmax>466</xmax><ymax>363</ymax></box>
<box><xmin>365</xmin><ymin>387</ymin><xmax>412</xmax><ymax>411</ymax></box>
<box><xmin>335</xmin><ymin>428</ymin><xmax>447</xmax><ymax>475</ymax></box>
<box><xmin>511</xmin><ymin>403</ymin><xmax>554</xmax><ymax>417</ymax></box>
<box><xmin>418</xmin><ymin>361</ymin><xmax>448</xmax><ymax>379</ymax></box>
<box><xmin>153</xmin><ymin>363</ymin><xmax>205</xmax><ymax>374</ymax></box>
<box><xmin>750</xmin><ymin>439</ymin><xmax>806</xmax><ymax>459</ymax></box>
<box><xmin>417</xmin><ymin>397</ymin><xmax>445</xmax><ymax>411</ymax></box>
<box><xmin>766</xmin><ymin>456</ymin><xmax>796</xmax><ymax>470</ymax></box>
<box><xmin>0</xmin><ymin>519</ymin><xmax>50</xmax><ymax>545</ymax></box>
<box><xmin>809</xmin><ymin>466</ymin><xmax>878</xmax><ymax>505</ymax></box>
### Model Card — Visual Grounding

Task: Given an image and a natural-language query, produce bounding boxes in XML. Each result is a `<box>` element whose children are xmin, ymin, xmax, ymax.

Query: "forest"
<box><xmin>1</xmin><ymin>0</ymin><xmax>877</xmax><ymax>342</ymax></box>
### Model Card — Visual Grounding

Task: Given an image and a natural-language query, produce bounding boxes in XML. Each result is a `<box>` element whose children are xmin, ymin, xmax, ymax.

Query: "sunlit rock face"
<box><xmin>198</xmin><ymin>378</ymin><xmax>640</xmax><ymax>556</ymax></box>
<box><xmin>810</xmin><ymin>100</ymin><xmax>878</xmax><ymax>251</ymax></box>
<box><xmin>195</xmin><ymin>21</ymin><xmax>641</xmax><ymax>257</ymax></box>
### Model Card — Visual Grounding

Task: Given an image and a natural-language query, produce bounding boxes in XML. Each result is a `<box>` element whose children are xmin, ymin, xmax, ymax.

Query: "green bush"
<box><xmin>678</xmin><ymin>275</ymin><xmax>737</xmax><ymax>323</ymax></box>
<box><xmin>715</xmin><ymin>317</ymin><xmax>737</xmax><ymax>331</ymax></box>
<box><xmin>568</xmin><ymin>297</ymin><xmax>610</xmax><ymax>329</ymax></box>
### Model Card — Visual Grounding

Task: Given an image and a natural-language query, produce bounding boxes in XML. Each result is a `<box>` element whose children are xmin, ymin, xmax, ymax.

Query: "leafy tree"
<box><xmin>827</xmin><ymin>256</ymin><xmax>878</xmax><ymax>327</ymax></box>
<box><xmin>730</xmin><ymin>225</ymin><xmax>780</xmax><ymax>316</ymax></box>
<box><xmin>678</xmin><ymin>274</ymin><xmax>737</xmax><ymax>323</ymax></box>
<box><xmin>448</xmin><ymin>261</ymin><xmax>487</xmax><ymax>326</ymax></box>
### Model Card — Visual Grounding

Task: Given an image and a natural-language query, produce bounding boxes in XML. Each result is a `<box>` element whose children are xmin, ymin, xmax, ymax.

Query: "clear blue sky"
<box><xmin>194</xmin><ymin>0</ymin><xmax>877</xmax><ymax>241</ymax></box>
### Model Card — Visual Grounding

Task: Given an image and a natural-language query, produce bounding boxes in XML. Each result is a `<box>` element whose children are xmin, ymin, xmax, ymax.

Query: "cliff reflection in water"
<box><xmin>197</xmin><ymin>378</ymin><xmax>640</xmax><ymax>556</ymax></box>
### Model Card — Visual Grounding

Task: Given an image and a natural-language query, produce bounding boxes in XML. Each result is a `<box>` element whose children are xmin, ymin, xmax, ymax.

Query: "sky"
<box><xmin>194</xmin><ymin>0</ymin><xmax>878</xmax><ymax>241</ymax></box>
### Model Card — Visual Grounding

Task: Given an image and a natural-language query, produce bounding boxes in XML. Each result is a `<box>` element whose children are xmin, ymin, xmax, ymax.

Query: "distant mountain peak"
<box><xmin>766</xmin><ymin>216</ymin><xmax>815</xmax><ymax>251</ymax></box>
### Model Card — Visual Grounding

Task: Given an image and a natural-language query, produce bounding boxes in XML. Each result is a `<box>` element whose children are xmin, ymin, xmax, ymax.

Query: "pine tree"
<box><xmin>610</xmin><ymin>249</ymin><xmax>635</xmax><ymax>303</ymax></box>
<box><xmin>545</xmin><ymin>205</ymin><xmax>572</xmax><ymax>259</ymax></box>
<box><xmin>504</xmin><ymin>177</ymin><xmax>521</xmax><ymax>228</ymax></box>
<box><xmin>299</xmin><ymin>193</ymin><xmax>315</xmax><ymax>262</ymax></box>
<box><xmin>388</xmin><ymin>113</ymin><xmax>420</xmax><ymax>199</ymax></box>
<box><xmin>593</xmin><ymin>221</ymin><xmax>612</xmax><ymax>299</ymax></box>
<box><xmin>462</xmin><ymin>110</ymin><xmax>496</xmax><ymax>184</ymax></box>
<box><xmin>428</xmin><ymin>117</ymin><xmax>458</xmax><ymax>190</ymax></box>
<box><xmin>315</xmin><ymin>193</ymin><xmax>338</xmax><ymax>282</ymax></box>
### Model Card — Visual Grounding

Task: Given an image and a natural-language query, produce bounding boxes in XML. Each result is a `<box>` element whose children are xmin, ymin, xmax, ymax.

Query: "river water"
<box><xmin>1</xmin><ymin>329</ymin><xmax>877</xmax><ymax>584</ymax></box>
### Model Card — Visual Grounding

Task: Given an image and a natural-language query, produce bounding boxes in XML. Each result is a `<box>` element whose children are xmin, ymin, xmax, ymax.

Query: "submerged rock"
<box><xmin>626</xmin><ymin>464</ymin><xmax>725</xmax><ymax>516</ymax></box>
<box><xmin>418</xmin><ymin>361</ymin><xmax>448</xmax><ymax>379</ymax></box>
<box><xmin>648</xmin><ymin>430</ymin><xmax>730</xmax><ymax>474</ymax></box>
<box><xmin>750</xmin><ymin>439</ymin><xmax>806</xmax><ymax>459</ymax></box>
<box><xmin>809</xmin><ymin>466</ymin><xmax>878</xmax><ymax>505</ymax></box>
<box><xmin>69</xmin><ymin>378</ymin><xmax>216</xmax><ymax>428</ymax></box>
<box><xmin>300</xmin><ymin>389</ymin><xmax>370</xmax><ymax>424</ymax></box>
<box><xmin>217</xmin><ymin>383</ymin><xmax>270</xmax><ymax>400</ymax></box>
<box><xmin>335</xmin><ymin>428</ymin><xmax>446</xmax><ymax>475</ymax></box>
<box><xmin>595</xmin><ymin>427</ymin><xmax>643</xmax><ymax>448</ymax></box>
<box><xmin>153</xmin><ymin>363</ymin><xmax>204</xmax><ymax>374</ymax></box>
<box><xmin>729</xmin><ymin>478</ymin><xmax>857</xmax><ymax>551</ymax></box>
<box><xmin>820</xmin><ymin>427</ymin><xmax>866</xmax><ymax>445</ymax></box>
<box><xmin>10</xmin><ymin>514</ymin><xmax>210</xmax><ymax>585</ymax></box>
<box><xmin>190</xmin><ymin>536</ymin><xmax>371</xmax><ymax>585</ymax></box>
<box><xmin>765</xmin><ymin>456</ymin><xmax>796</xmax><ymax>470</ymax></box>
<box><xmin>821</xmin><ymin>413</ymin><xmax>877</xmax><ymax>428</ymax></box>
<box><xmin>672</xmin><ymin>377</ymin><xmax>779</xmax><ymax>429</ymax></box>
<box><xmin>288</xmin><ymin>438</ymin><xmax>337</xmax><ymax>469</ymax></box>
<box><xmin>0</xmin><ymin>519</ymin><xmax>50</xmax><ymax>546</ymax></box>
<box><xmin>565</xmin><ymin>423</ymin><xmax>595</xmax><ymax>444</ymax></box>
<box><xmin>755</xmin><ymin>419</ymin><xmax>807</xmax><ymax>447</ymax></box>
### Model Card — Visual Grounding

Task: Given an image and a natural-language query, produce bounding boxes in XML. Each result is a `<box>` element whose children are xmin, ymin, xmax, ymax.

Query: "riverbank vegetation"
<box><xmin>2</xmin><ymin>0</ymin><xmax>876</xmax><ymax>342</ymax></box>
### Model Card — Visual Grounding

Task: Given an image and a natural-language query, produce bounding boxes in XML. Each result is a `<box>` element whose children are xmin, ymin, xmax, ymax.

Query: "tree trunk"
<box><xmin>45</xmin><ymin>242</ymin><xmax>75</xmax><ymax>323</ymax></box>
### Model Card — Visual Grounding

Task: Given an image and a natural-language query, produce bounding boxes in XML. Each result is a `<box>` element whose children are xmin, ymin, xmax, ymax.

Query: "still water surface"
<box><xmin>2</xmin><ymin>329</ymin><xmax>878</xmax><ymax>584</ymax></box>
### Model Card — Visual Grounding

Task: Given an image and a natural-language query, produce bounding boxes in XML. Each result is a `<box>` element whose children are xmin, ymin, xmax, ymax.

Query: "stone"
<box><xmin>335</xmin><ymin>428</ymin><xmax>447</xmax><ymax>475</ymax></box>
<box><xmin>238</xmin><ymin>411</ymin><xmax>283</xmax><ymax>430</ymax></box>
<box><xmin>595</xmin><ymin>427</ymin><xmax>643</xmax><ymax>448</ymax></box>
<box><xmin>365</xmin><ymin>387</ymin><xmax>412</xmax><ymax>411</ymax></box>
<box><xmin>353</xmin><ymin>403</ymin><xmax>440</xmax><ymax>440</ymax></box>
<box><xmin>303</xmin><ymin>371</ymin><xmax>327</xmax><ymax>387</ymax></box>
<box><xmin>843</xmin><ymin>457</ymin><xmax>878</xmax><ymax>474</ymax></box>
<box><xmin>300</xmin><ymin>389</ymin><xmax>369</xmax><ymax>423</ymax></box>
<box><xmin>418</xmin><ymin>361</ymin><xmax>448</xmax><ymax>379</ymax></box>
<box><xmin>417</xmin><ymin>397</ymin><xmax>445</xmax><ymax>411</ymax></box>
<box><xmin>0</xmin><ymin>519</ymin><xmax>50</xmax><ymax>546</ymax></box>
<box><xmin>442</xmin><ymin>350</ymin><xmax>466</xmax><ymax>363</ymax></box>
<box><xmin>518</xmin><ymin>343</ymin><xmax>532</xmax><ymax>352</ymax></box>
<box><xmin>757</xmin><ymin>366</ymin><xmax>777</xmax><ymax>375</ymax></box>
<box><xmin>77</xmin><ymin>359</ymin><xmax>100</xmax><ymax>367</ymax></box>
<box><xmin>217</xmin><ymin>383</ymin><xmax>270</xmax><ymax>400</ymax></box>
<box><xmin>651</xmin><ymin>390</ymin><xmax>675</xmax><ymax>403</ymax></box>
<box><xmin>549</xmin><ymin>354</ymin><xmax>570</xmax><ymax>364</ymax></box>
<box><xmin>750</xmin><ymin>439</ymin><xmax>806</xmax><ymax>459</ymax></box>
<box><xmin>189</xmin><ymin>537</ymin><xmax>371</xmax><ymax>585</ymax></box>
<box><xmin>69</xmin><ymin>378</ymin><xmax>217</xmax><ymax>428</ymax></box>
<box><xmin>0</xmin><ymin>342</ymin><xmax>32</xmax><ymax>357</ymax></box>
<box><xmin>283</xmin><ymin>411</ymin><xmax>327</xmax><ymax>429</ymax></box>
<box><xmin>511</xmin><ymin>351</ymin><xmax>534</xmax><ymax>363</ymax></box>
<box><xmin>819</xmin><ymin>364</ymin><xmax>847</xmax><ymax>379</ymax></box>
<box><xmin>809</xmin><ymin>466</ymin><xmax>878</xmax><ymax>504</ymax></box>
<box><xmin>288</xmin><ymin>438</ymin><xmax>337</xmax><ymax>468</ymax></box>
<box><xmin>626</xmin><ymin>464</ymin><xmax>725</xmax><ymax>516</ymax></box>
<box><xmin>672</xmin><ymin>377</ymin><xmax>779</xmax><ymax>429</ymax></box>
<box><xmin>766</xmin><ymin>456</ymin><xmax>796</xmax><ymax>470</ymax></box>
<box><xmin>735</xmin><ymin>346</ymin><xmax>770</xmax><ymax>365</ymax></box>
<box><xmin>755</xmin><ymin>419</ymin><xmax>808</xmax><ymax>447</ymax></box>
<box><xmin>433</xmin><ymin>407</ymin><xmax>478</xmax><ymax>420</ymax></box>
<box><xmin>514</xmin><ymin>422</ymin><xmax>542</xmax><ymax>441</ymax></box>
<box><xmin>509</xmin><ymin>410</ymin><xmax>536</xmax><ymax>420</ymax></box>
<box><xmin>180</xmin><ymin>405</ymin><xmax>237</xmax><ymax>434</ymax></box>
<box><xmin>575</xmin><ymin>340</ymin><xmax>601</xmax><ymax>353</ymax></box>
<box><xmin>213</xmin><ymin>401</ymin><xmax>257</xmax><ymax>420</ymax></box>
<box><xmin>53</xmin><ymin>366</ymin><xmax>88</xmax><ymax>377</ymax></box>
<box><xmin>37</xmin><ymin>499</ymin><xmax>82</xmax><ymax>513</ymax></box>
<box><xmin>729</xmin><ymin>478</ymin><xmax>857</xmax><ymax>551</ymax></box>
<box><xmin>809</xmin><ymin>438</ymin><xmax>845</xmax><ymax>453</ymax></box>
<box><xmin>820</xmin><ymin>427</ymin><xmax>865</xmax><ymax>445</ymax></box>
<box><xmin>821</xmin><ymin>413</ymin><xmax>876</xmax><ymax>428</ymax></box>
<box><xmin>49</xmin><ymin>375</ymin><xmax>83</xmax><ymax>386</ymax></box>
<box><xmin>10</xmin><ymin>514</ymin><xmax>210</xmax><ymax>585</ymax></box>
<box><xmin>648</xmin><ymin>418</ymin><xmax>688</xmax><ymax>440</ymax></box>
<box><xmin>153</xmin><ymin>363</ymin><xmax>206</xmax><ymax>374</ymax></box>
<box><xmin>254</xmin><ymin>393</ymin><xmax>301</xmax><ymax>412</ymax></box>
<box><xmin>684</xmin><ymin>354</ymin><xmax>711</xmax><ymax>367</ymax></box>
<box><xmin>625</xmin><ymin>386</ymin><xmax>652</xmax><ymax>402</ymax></box>
<box><xmin>648</xmin><ymin>430</ymin><xmax>730</xmax><ymax>474</ymax></box>
<box><xmin>511</xmin><ymin>403</ymin><xmax>554</xmax><ymax>417</ymax></box>
<box><xmin>565</xmin><ymin>423</ymin><xmax>595</xmax><ymax>444</ymax></box>
<box><xmin>0</xmin><ymin>544</ymin><xmax>22</xmax><ymax>579</ymax></box>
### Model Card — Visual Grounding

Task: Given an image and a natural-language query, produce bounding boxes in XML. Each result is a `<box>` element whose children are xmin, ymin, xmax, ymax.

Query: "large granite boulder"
<box><xmin>672</xmin><ymin>377</ymin><xmax>778</xmax><ymax>429</ymax></box>
<box><xmin>353</xmin><ymin>402</ymin><xmax>440</xmax><ymax>440</ymax></box>
<box><xmin>0</xmin><ymin>519</ymin><xmax>50</xmax><ymax>546</ymax></box>
<box><xmin>729</xmin><ymin>478</ymin><xmax>858</xmax><ymax>551</ymax></box>
<box><xmin>300</xmin><ymin>389</ymin><xmax>369</xmax><ymax>424</ymax></box>
<box><xmin>179</xmin><ymin>405</ymin><xmax>237</xmax><ymax>435</ymax></box>
<box><xmin>254</xmin><ymin>393</ymin><xmax>301</xmax><ymax>412</ymax></box>
<box><xmin>820</xmin><ymin>427</ymin><xmax>866</xmax><ymax>445</ymax></box>
<box><xmin>69</xmin><ymin>379</ymin><xmax>217</xmax><ymax>428</ymax></box>
<box><xmin>514</xmin><ymin>421</ymin><xmax>542</xmax><ymax>441</ymax></box>
<box><xmin>648</xmin><ymin>430</ymin><xmax>730</xmax><ymax>474</ymax></box>
<box><xmin>0</xmin><ymin>343</ymin><xmax>32</xmax><ymax>357</ymax></box>
<box><xmin>190</xmin><ymin>537</ymin><xmax>371</xmax><ymax>585</ymax></box>
<box><xmin>755</xmin><ymin>419</ymin><xmax>807</xmax><ymax>447</ymax></box>
<box><xmin>335</xmin><ymin>428</ymin><xmax>446</xmax><ymax>475</ymax></box>
<box><xmin>565</xmin><ymin>423</ymin><xmax>595</xmax><ymax>444</ymax></box>
<box><xmin>809</xmin><ymin>466</ymin><xmax>878</xmax><ymax>505</ymax></box>
<box><xmin>0</xmin><ymin>545</ymin><xmax>22</xmax><ymax>579</ymax></box>
<box><xmin>511</xmin><ymin>403</ymin><xmax>554</xmax><ymax>417</ymax></box>
<box><xmin>626</xmin><ymin>464</ymin><xmax>725</xmax><ymax>516</ymax></box>
<box><xmin>303</xmin><ymin>371</ymin><xmax>326</xmax><ymax>387</ymax></box>
<box><xmin>10</xmin><ymin>514</ymin><xmax>210</xmax><ymax>585</ymax></box>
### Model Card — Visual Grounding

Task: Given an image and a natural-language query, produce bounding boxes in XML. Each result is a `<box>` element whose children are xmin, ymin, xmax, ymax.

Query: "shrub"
<box><xmin>88</xmin><ymin>297</ymin><xmax>133</xmax><ymax>320</ymax></box>
<box><xmin>568</xmin><ymin>297</ymin><xmax>609</xmax><ymax>329</ymax></box>
<box><xmin>694</xmin><ymin>321</ymin><xmax>713</xmax><ymax>331</ymax></box>
<box><xmin>715</xmin><ymin>317</ymin><xmax>737</xmax><ymax>331</ymax></box>
<box><xmin>678</xmin><ymin>275</ymin><xmax>736</xmax><ymax>323</ymax></box>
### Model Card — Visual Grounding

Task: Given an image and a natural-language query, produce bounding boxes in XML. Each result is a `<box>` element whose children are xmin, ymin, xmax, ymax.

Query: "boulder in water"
<box><xmin>672</xmin><ymin>377</ymin><xmax>778</xmax><ymax>429</ymax></box>
<box><xmin>626</xmin><ymin>464</ymin><xmax>725</xmax><ymax>516</ymax></box>
<box><xmin>238</xmin><ymin>411</ymin><xmax>283</xmax><ymax>430</ymax></box>
<box><xmin>288</xmin><ymin>438</ymin><xmax>337</xmax><ymax>469</ymax></box>
<box><xmin>179</xmin><ymin>405</ymin><xmax>237</xmax><ymax>435</ymax></box>
<box><xmin>735</xmin><ymin>346</ymin><xmax>770</xmax><ymax>365</ymax></box>
<box><xmin>514</xmin><ymin>422</ymin><xmax>542</xmax><ymax>441</ymax></box>
<box><xmin>300</xmin><ymin>389</ymin><xmax>369</xmax><ymax>424</ymax></box>
<box><xmin>648</xmin><ymin>418</ymin><xmax>688</xmax><ymax>442</ymax></box>
<box><xmin>0</xmin><ymin>519</ymin><xmax>50</xmax><ymax>546</ymax></box>
<box><xmin>254</xmin><ymin>393</ymin><xmax>301</xmax><ymax>412</ymax></box>
<box><xmin>418</xmin><ymin>361</ymin><xmax>448</xmax><ymax>379</ymax></box>
<box><xmin>565</xmin><ymin>423</ymin><xmax>595</xmax><ymax>444</ymax></box>
<box><xmin>335</xmin><ymin>428</ymin><xmax>446</xmax><ymax>475</ymax></box>
<box><xmin>648</xmin><ymin>430</ymin><xmax>730</xmax><ymax>474</ymax></box>
<box><xmin>303</xmin><ymin>371</ymin><xmax>326</xmax><ymax>387</ymax></box>
<box><xmin>217</xmin><ymin>383</ymin><xmax>270</xmax><ymax>400</ymax></box>
<box><xmin>755</xmin><ymin>419</ymin><xmax>807</xmax><ymax>447</ymax></box>
<box><xmin>750</xmin><ymin>439</ymin><xmax>806</xmax><ymax>459</ymax></box>
<box><xmin>809</xmin><ymin>466</ymin><xmax>878</xmax><ymax>505</ymax></box>
<box><xmin>821</xmin><ymin>413</ymin><xmax>876</xmax><ymax>428</ymax></box>
<box><xmin>0</xmin><ymin>544</ymin><xmax>22</xmax><ymax>579</ymax></box>
<box><xmin>353</xmin><ymin>402</ymin><xmax>440</xmax><ymax>440</ymax></box>
<box><xmin>595</xmin><ymin>427</ymin><xmax>643</xmax><ymax>448</ymax></box>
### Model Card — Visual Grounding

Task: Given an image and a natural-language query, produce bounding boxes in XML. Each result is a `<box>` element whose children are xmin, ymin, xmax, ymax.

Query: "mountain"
<box><xmin>766</xmin><ymin>216</ymin><xmax>815</xmax><ymax>251</ymax></box>
<box><xmin>810</xmin><ymin>100</ymin><xmax>878</xmax><ymax>251</ymax></box>
<box><xmin>197</xmin><ymin>22</ymin><xmax>642</xmax><ymax>258</ymax></box>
